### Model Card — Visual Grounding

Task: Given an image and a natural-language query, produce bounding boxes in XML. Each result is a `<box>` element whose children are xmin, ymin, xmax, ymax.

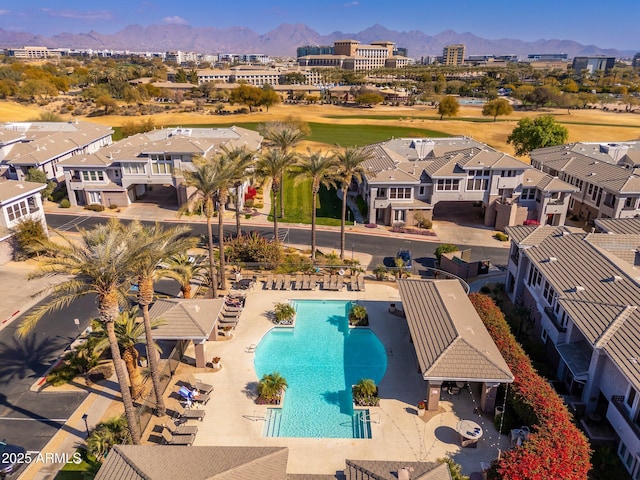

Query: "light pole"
<box><xmin>82</xmin><ymin>413</ymin><xmax>89</xmax><ymax>436</ymax></box>
<box><xmin>351</xmin><ymin>243</ymin><xmax>355</xmax><ymax>261</ymax></box>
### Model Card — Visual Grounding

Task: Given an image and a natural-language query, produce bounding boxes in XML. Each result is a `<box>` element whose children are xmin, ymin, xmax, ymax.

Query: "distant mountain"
<box><xmin>0</xmin><ymin>23</ymin><xmax>634</xmax><ymax>58</ymax></box>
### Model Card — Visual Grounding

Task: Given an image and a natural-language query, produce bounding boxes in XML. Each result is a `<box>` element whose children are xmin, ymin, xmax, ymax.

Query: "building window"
<box><xmin>543</xmin><ymin>281</ymin><xmax>555</xmax><ymax>305</ymax></box>
<box><xmin>376</xmin><ymin>188</ymin><xmax>387</xmax><ymax>199</ymax></box>
<box><xmin>541</xmin><ymin>328</ymin><xmax>548</xmax><ymax>344</ymax></box>
<box><xmin>569</xmin><ymin>198</ymin><xmax>575</xmax><ymax>209</ymax></box>
<box><xmin>627</xmin><ymin>388</ymin><xmax>637</xmax><ymax>409</ymax></box>
<box><xmin>625</xmin><ymin>197</ymin><xmax>636</xmax><ymax>209</ymax></box>
<box><xmin>467</xmin><ymin>177</ymin><xmax>488</xmax><ymax>191</ymax></box>
<box><xmin>587</xmin><ymin>183</ymin><xmax>594</xmax><ymax>195</ymax></box>
<box><xmin>521</xmin><ymin>188</ymin><xmax>536</xmax><ymax>200</ymax></box>
<box><xmin>501</xmin><ymin>170</ymin><xmax>516</xmax><ymax>177</ymax></box>
<box><xmin>389</xmin><ymin>187</ymin><xmax>412</xmax><ymax>199</ymax></box>
<box><xmin>88</xmin><ymin>192</ymin><xmax>102</xmax><ymax>204</ymax></box>
<box><xmin>81</xmin><ymin>170</ymin><xmax>105</xmax><ymax>182</ymax></box>
<box><xmin>122</xmin><ymin>163</ymin><xmax>146</xmax><ymax>174</ymax></box>
<box><xmin>393</xmin><ymin>210</ymin><xmax>406</xmax><ymax>222</ymax></box>
<box><xmin>7</xmin><ymin>200</ymin><xmax>29</xmax><ymax>222</ymax></box>
<box><xmin>419</xmin><ymin>186</ymin><xmax>425</xmax><ymax>196</ymax></box>
<box><xmin>436</xmin><ymin>179</ymin><xmax>460</xmax><ymax>191</ymax></box>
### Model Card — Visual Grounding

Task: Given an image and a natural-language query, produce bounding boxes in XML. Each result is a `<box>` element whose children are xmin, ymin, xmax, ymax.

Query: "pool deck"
<box><xmin>166</xmin><ymin>281</ymin><xmax>510</xmax><ymax>477</ymax></box>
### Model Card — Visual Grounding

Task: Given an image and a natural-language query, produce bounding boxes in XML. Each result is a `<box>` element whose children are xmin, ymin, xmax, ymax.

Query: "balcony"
<box><xmin>510</xmin><ymin>253</ymin><xmax>520</xmax><ymax>266</ymax></box>
<box><xmin>607</xmin><ymin>399</ymin><xmax>640</xmax><ymax>444</ymax></box>
<box><xmin>544</xmin><ymin>306</ymin><xmax>566</xmax><ymax>333</ymax></box>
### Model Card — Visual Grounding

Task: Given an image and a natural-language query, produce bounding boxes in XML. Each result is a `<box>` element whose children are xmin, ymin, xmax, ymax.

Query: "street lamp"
<box><xmin>82</xmin><ymin>413</ymin><xmax>89</xmax><ymax>436</ymax></box>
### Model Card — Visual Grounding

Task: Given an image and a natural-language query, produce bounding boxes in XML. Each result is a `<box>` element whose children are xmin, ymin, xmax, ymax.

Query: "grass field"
<box><xmin>269</xmin><ymin>176</ymin><xmax>343</xmax><ymax>226</ymax></box>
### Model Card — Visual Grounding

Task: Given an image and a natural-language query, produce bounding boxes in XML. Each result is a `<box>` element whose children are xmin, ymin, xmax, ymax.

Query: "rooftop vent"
<box><xmin>545</xmin><ymin>257</ymin><xmax>558</xmax><ymax>263</ymax></box>
<box><xmin>573</xmin><ymin>286</ymin><xmax>585</xmax><ymax>292</ymax></box>
<box><xmin>609</xmin><ymin>275</ymin><xmax>623</xmax><ymax>282</ymax></box>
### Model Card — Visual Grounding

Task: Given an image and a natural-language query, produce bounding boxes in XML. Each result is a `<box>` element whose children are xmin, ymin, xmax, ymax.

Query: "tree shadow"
<box><xmin>242</xmin><ymin>381</ymin><xmax>259</xmax><ymax>400</ymax></box>
<box><xmin>0</xmin><ymin>333</ymin><xmax>66</xmax><ymax>383</ymax></box>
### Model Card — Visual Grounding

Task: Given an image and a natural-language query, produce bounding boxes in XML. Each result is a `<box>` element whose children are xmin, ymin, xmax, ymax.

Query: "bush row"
<box><xmin>469</xmin><ymin>293</ymin><xmax>591</xmax><ymax>480</ymax></box>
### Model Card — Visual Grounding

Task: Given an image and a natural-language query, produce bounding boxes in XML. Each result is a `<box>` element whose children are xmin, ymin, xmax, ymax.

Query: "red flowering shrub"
<box><xmin>469</xmin><ymin>293</ymin><xmax>591</xmax><ymax>480</ymax></box>
<box><xmin>522</xmin><ymin>219</ymin><xmax>540</xmax><ymax>226</ymax></box>
<box><xmin>245</xmin><ymin>186</ymin><xmax>257</xmax><ymax>201</ymax></box>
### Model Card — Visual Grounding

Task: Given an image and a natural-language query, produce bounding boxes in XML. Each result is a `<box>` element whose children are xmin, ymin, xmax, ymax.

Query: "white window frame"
<box><xmin>88</xmin><ymin>192</ymin><xmax>102</xmax><ymax>204</ymax></box>
<box><xmin>7</xmin><ymin>200</ymin><xmax>29</xmax><ymax>222</ymax></box>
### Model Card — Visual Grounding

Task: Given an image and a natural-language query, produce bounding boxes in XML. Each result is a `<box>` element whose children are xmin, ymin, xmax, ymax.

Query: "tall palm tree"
<box><xmin>17</xmin><ymin>219</ymin><xmax>142</xmax><ymax>444</ymax></box>
<box><xmin>156</xmin><ymin>253</ymin><xmax>207</xmax><ymax>299</ymax></box>
<box><xmin>334</xmin><ymin>146</ymin><xmax>370</xmax><ymax>260</ymax></box>
<box><xmin>255</xmin><ymin>148</ymin><xmax>294</xmax><ymax>241</ymax></box>
<box><xmin>260</xmin><ymin>123</ymin><xmax>306</xmax><ymax>218</ymax></box>
<box><xmin>291</xmin><ymin>149</ymin><xmax>338</xmax><ymax>260</ymax></box>
<box><xmin>181</xmin><ymin>157</ymin><xmax>225</xmax><ymax>299</ymax></box>
<box><xmin>129</xmin><ymin>222</ymin><xmax>196</xmax><ymax>416</ymax></box>
<box><xmin>91</xmin><ymin>306</ymin><xmax>165</xmax><ymax>399</ymax></box>
<box><xmin>214</xmin><ymin>146</ymin><xmax>255</xmax><ymax>289</ymax></box>
<box><xmin>217</xmin><ymin>146</ymin><xmax>256</xmax><ymax>238</ymax></box>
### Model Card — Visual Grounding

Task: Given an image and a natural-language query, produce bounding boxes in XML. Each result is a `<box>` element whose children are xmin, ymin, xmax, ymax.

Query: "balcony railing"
<box><xmin>544</xmin><ymin>306</ymin><xmax>567</xmax><ymax>333</ymax></box>
<box><xmin>510</xmin><ymin>253</ymin><xmax>520</xmax><ymax>266</ymax></box>
<box><xmin>610</xmin><ymin>399</ymin><xmax>640</xmax><ymax>439</ymax></box>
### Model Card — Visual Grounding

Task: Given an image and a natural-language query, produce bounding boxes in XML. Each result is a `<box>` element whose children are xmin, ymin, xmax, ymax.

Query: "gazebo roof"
<box><xmin>148</xmin><ymin>298</ymin><xmax>225</xmax><ymax>341</ymax></box>
<box><xmin>397</xmin><ymin>279</ymin><xmax>513</xmax><ymax>383</ymax></box>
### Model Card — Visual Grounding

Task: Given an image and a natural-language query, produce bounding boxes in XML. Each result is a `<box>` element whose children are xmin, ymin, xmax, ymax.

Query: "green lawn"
<box><xmin>162</xmin><ymin>122</ymin><xmax>450</xmax><ymax>147</ymax></box>
<box><xmin>269</xmin><ymin>175</ymin><xmax>342</xmax><ymax>226</ymax></box>
<box><xmin>323</xmin><ymin>114</ymin><xmax>499</xmax><ymax>123</ymax></box>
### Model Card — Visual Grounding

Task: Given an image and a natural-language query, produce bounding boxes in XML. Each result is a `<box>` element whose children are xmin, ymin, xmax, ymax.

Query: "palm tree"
<box><xmin>260</xmin><ymin>123</ymin><xmax>306</xmax><ymax>218</ymax></box>
<box><xmin>214</xmin><ymin>146</ymin><xmax>255</xmax><ymax>289</ymax></box>
<box><xmin>181</xmin><ymin>157</ymin><xmax>225</xmax><ymax>299</ymax></box>
<box><xmin>217</xmin><ymin>146</ymin><xmax>256</xmax><ymax>237</ymax></box>
<box><xmin>129</xmin><ymin>221</ymin><xmax>196</xmax><ymax>416</ymax></box>
<box><xmin>334</xmin><ymin>146</ymin><xmax>369</xmax><ymax>260</ymax></box>
<box><xmin>91</xmin><ymin>306</ymin><xmax>165</xmax><ymax>399</ymax></box>
<box><xmin>156</xmin><ymin>253</ymin><xmax>206</xmax><ymax>299</ymax></box>
<box><xmin>258</xmin><ymin>372</ymin><xmax>288</xmax><ymax>403</ymax></box>
<box><xmin>87</xmin><ymin>415</ymin><xmax>131</xmax><ymax>460</ymax></box>
<box><xmin>17</xmin><ymin>219</ymin><xmax>142</xmax><ymax>444</ymax></box>
<box><xmin>255</xmin><ymin>148</ymin><xmax>294</xmax><ymax>241</ymax></box>
<box><xmin>291</xmin><ymin>149</ymin><xmax>338</xmax><ymax>260</ymax></box>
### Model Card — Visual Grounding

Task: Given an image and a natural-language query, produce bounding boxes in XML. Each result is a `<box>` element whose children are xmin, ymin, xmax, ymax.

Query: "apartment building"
<box><xmin>0</xmin><ymin>179</ymin><xmax>47</xmax><ymax>264</ymax></box>
<box><xmin>504</xmin><ymin>222</ymin><xmax>640</xmax><ymax>475</ymax></box>
<box><xmin>195</xmin><ymin>67</ymin><xmax>323</xmax><ymax>86</ymax></box>
<box><xmin>442</xmin><ymin>44</ymin><xmax>466</xmax><ymax>66</ymax></box>
<box><xmin>358</xmin><ymin>137</ymin><xmax>576</xmax><ymax>229</ymax></box>
<box><xmin>298</xmin><ymin>40</ymin><xmax>410</xmax><ymax>71</ymax></box>
<box><xmin>530</xmin><ymin>142</ymin><xmax>640</xmax><ymax>221</ymax></box>
<box><xmin>0</xmin><ymin>121</ymin><xmax>114</xmax><ymax>181</ymax></box>
<box><xmin>59</xmin><ymin>126</ymin><xmax>262</xmax><ymax>209</ymax></box>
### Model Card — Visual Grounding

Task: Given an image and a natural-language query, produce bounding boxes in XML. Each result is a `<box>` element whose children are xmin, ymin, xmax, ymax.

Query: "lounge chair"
<box><xmin>302</xmin><ymin>274</ymin><xmax>311</xmax><ymax>290</ymax></box>
<box><xmin>323</xmin><ymin>274</ymin><xmax>330</xmax><ymax>290</ymax></box>
<box><xmin>336</xmin><ymin>277</ymin><xmax>344</xmax><ymax>291</ymax></box>
<box><xmin>218</xmin><ymin>317</ymin><xmax>239</xmax><ymax>326</ymax></box>
<box><xmin>274</xmin><ymin>274</ymin><xmax>284</xmax><ymax>290</ymax></box>
<box><xmin>264</xmin><ymin>275</ymin><xmax>274</xmax><ymax>290</ymax></box>
<box><xmin>329</xmin><ymin>275</ymin><xmax>338</xmax><ymax>291</ymax></box>
<box><xmin>284</xmin><ymin>274</ymin><xmax>292</xmax><ymax>290</ymax></box>
<box><xmin>174</xmin><ymin>404</ymin><xmax>206</xmax><ymax>421</ymax></box>
<box><xmin>163</xmin><ymin>422</ymin><xmax>198</xmax><ymax>436</ymax></box>
<box><xmin>294</xmin><ymin>274</ymin><xmax>303</xmax><ymax>290</ymax></box>
<box><xmin>350</xmin><ymin>276</ymin><xmax>358</xmax><ymax>291</ymax></box>
<box><xmin>221</xmin><ymin>310</ymin><xmax>241</xmax><ymax>318</ymax></box>
<box><xmin>223</xmin><ymin>305</ymin><xmax>243</xmax><ymax>313</ymax></box>
<box><xmin>161</xmin><ymin>428</ymin><xmax>195</xmax><ymax>445</ymax></box>
<box><xmin>177</xmin><ymin>386</ymin><xmax>210</xmax><ymax>405</ymax></box>
<box><xmin>186</xmin><ymin>374</ymin><xmax>213</xmax><ymax>395</ymax></box>
<box><xmin>309</xmin><ymin>274</ymin><xmax>318</xmax><ymax>290</ymax></box>
<box><xmin>357</xmin><ymin>275</ymin><xmax>365</xmax><ymax>292</ymax></box>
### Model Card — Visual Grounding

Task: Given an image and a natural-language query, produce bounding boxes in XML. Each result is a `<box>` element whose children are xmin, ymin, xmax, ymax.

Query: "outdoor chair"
<box><xmin>174</xmin><ymin>404</ymin><xmax>206</xmax><ymax>422</ymax></box>
<box><xmin>274</xmin><ymin>275</ymin><xmax>284</xmax><ymax>290</ymax></box>
<box><xmin>186</xmin><ymin>374</ymin><xmax>213</xmax><ymax>395</ymax></box>
<box><xmin>284</xmin><ymin>274</ymin><xmax>292</xmax><ymax>290</ymax></box>
<box><xmin>302</xmin><ymin>274</ymin><xmax>311</xmax><ymax>290</ymax></box>
<box><xmin>350</xmin><ymin>276</ymin><xmax>358</xmax><ymax>291</ymax></box>
<box><xmin>163</xmin><ymin>422</ymin><xmax>198</xmax><ymax>436</ymax></box>
<box><xmin>294</xmin><ymin>274</ymin><xmax>303</xmax><ymax>290</ymax></box>
<box><xmin>447</xmin><ymin>385</ymin><xmax>461</xmax><ymax>398</ymax></box>
<box><xmin>310</xmin><ymin>274</ymin><xmax>319</xmax><ymax>290</ymax></box>
<box><xmin>336</xmin><ymin>277</ymin><xmax>344</xmax><ymax>291</ymax></box>
<box><xmin>329</xmin><ymin>275</ymin><xmax>338</xmax><ymax>291</ymax></box>
<box><xmin>161</xmin><ymin>428</ymin><xmax>195</xmax><ymax>445</ymax></box>
<box><xmin>177</xmin><ymin>386</ymin><xmax>210</xmax><ymax>405</ymax></box>
<box><xmin>323</xmin><ymin>274</ymin><xmax>330</xmax><ymax>290</ymax></box>
<box><xmin>264</xmin><ymin>275</ymin><xmax>274</xmax><ymax>290</ymax></box>
<box><xmin>223</xmin><ymin>305</ymin><xmax>243</xmax><ymax>313</ymax></box>
<box><xmin>357</xmin><ymin>275</ymin><xmax>365</xmax><ymax>292</ymax></box>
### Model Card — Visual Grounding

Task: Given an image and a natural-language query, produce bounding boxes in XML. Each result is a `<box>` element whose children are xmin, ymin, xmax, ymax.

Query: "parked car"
<box><xmin>0</xmin><ymin>440</ymin><xmax>26</xmax><ymax>477</ymax></box>
<box><xmin>395</xmin><ymin>249</ymin><xmax>412</xmax><ymax>269</ymax></box>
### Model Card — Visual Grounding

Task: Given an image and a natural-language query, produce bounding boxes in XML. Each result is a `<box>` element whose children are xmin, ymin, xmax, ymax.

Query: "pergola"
<box><xmin>148</xmin><ymin>297</ymin><xmax>225</xmax><ymax>368</ymax></box>
<box><xmin>397</xmin><ymin>279</ymin><xmax>514</xmax><ymax>412</ymax></box>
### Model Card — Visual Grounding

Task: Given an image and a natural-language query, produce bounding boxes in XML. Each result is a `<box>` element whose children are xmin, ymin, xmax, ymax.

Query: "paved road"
<box><xmin>0</xmin><ymin>295</ymin><xmax>96</xmax><ymax>470</ymax></box>
<box><xmin>45</xmin><ymin>214</ymin><xmax>509</xmax><ymax>270</ymax></box>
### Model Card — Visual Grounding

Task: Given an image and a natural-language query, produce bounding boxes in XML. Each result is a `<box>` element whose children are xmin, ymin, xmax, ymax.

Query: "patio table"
<box><xmin>456</xmin><ymin>419</ymin><xmax>483</xmax><ymax>448</ymax></box>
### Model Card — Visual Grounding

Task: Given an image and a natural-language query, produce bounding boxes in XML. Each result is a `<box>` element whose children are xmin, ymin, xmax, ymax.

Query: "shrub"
<box><xmin>352</xmin><ymin>378</ymin><xmax>379</xmax><ymax>406</ymax></box>
<box><xmin>85</xmin><ymin>204</ymin><xmax>105</xmax><ymax>212</ymax></box>
<box><xmin>245</xmin><ymin>214</ymin><xmax>252</xmax><ymax>220</ymax></box>
<box><xmin>60</xmin><ymin>198</ymin><xmax>71</xmax><ymax>208</ymax></box>
<box><xmin>225</xmin><ymin>231</ymin><xmax>282</xmax><ymax>268</ymax></box>
<box><xmin>373</xmin><ymin>264</ymin><xmax>388</xmax><ymax>280</ymax></box>
<box><xmin>244</xmin><ymin>198</ymin><xmax>255</xmax><ymax>208</ymax></box>
<box><xmin>275</xmin><ymin>253</ymin><xmax>313</xmax><ymax>274</ymax></box>
<box><xmin>273</xmin><ymin>303</ymin><xmax>295</xmax><ymax>325</ymax></box>
<box><xmin>46</xmin><ymin>362</ymin><xmax>79</xmax><ymax>386</ymax></box>
<box><xmin>494</xmin><ymin>232</ymin><xmax>509</xmax><ymax>241</ymax></box>
<box><xmin>11</xmin><ymin>218</ymin><xmax>47</xmax><ymax>260</ymax></box>
<box><xmin>108</xmin><ymin>204</ymin><xmax>118</xmax><ymax>210</ymax></box>
<box><xmin>254</xmin><ymin>202</ymin><xmax>264</xmax><ymax>209</ymax></box>
<box><xmin>87</xmin><ymin>416</ymin><xmax>132</xmax><ymax>459</ymax></box>
<box><xmin>469</xmin><ymin>294</ymin><xmax>591</xmax><ymax>480</ymax></box>
<box><xmin>257</xmin><ymin>372</ymin><xmax>287</xmax><ymax>404</ymax></box>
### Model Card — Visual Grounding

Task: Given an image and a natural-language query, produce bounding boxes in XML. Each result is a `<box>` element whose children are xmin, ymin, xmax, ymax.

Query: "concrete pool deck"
<box><xmin>161</xmin><ymin>281</ymin><xmax>510</xmax><ymax>477</ymax></box>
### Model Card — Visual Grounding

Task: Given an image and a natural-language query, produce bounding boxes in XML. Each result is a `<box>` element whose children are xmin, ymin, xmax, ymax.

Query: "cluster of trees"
<box><xmin>469</xmin><ymin>293</ymin><xmax>591</xmax><ymax>480</ymax></box>
<box><xmin>228</xmin><ymin>83</ymin><xmax>280</xmax><ymax>111</ymax></box>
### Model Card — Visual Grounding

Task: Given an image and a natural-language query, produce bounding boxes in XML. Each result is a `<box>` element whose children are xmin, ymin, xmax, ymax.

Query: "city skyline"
<box><xmin>0</xmin><ymin>0</ymin><xmax>638</xmax><ymax>51</ymax></box>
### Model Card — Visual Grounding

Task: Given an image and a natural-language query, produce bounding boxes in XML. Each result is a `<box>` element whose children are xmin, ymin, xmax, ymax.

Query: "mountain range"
<box><xmin>0</xmin><ymin>23</ymin><xmax>633</xmax><ymax>58</ymax></box>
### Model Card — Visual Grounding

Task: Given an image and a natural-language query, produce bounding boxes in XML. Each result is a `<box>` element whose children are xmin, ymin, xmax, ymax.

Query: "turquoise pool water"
<box><xmin>254</xmin><ymin>300</ymin><xmax>387</xmax><ymax>438</ymax></box>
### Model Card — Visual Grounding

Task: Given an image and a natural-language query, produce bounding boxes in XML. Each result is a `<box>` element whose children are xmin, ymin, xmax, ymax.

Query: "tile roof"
<box><xmin>148</xmin><ymin>298</ymin><xmax>225</xmax><ymax>340</ymax></box>
<box><xmin>345</xmin><ymin>459</ymin><xmax>451</xmax><ymax>480</ymax></box>
<box><xmin>397</xmin><ymin>279</ymin><xmax>513</xmax><ymax>383</ymax></box>
<box><xmin>595</xmin><ymin>218</ymin><xmax>640</xmax><ymax>235</ymax></box>
<box><xmin>0</xmin><ymin>179</ymin><xmax>46</xmax><ymax>203</ymax></box>
<box><xmin>95</xmin><ymin>445</ymin><xmax>289</xmax><ymax>480</ymax></box>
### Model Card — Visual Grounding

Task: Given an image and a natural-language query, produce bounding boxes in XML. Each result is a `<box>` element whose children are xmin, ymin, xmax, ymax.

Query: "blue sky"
<box><xmin>1</xmin><ymin>0</ymin><xmax>638</xmax><ymax>50</ymax></box>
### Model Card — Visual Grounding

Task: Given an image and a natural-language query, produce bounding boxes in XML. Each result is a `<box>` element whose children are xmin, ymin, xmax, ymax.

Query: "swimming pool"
<box><xmin>254</xmin><ymin>300</ymin><xmax>387</xmax><ymax>438</ymax></box>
